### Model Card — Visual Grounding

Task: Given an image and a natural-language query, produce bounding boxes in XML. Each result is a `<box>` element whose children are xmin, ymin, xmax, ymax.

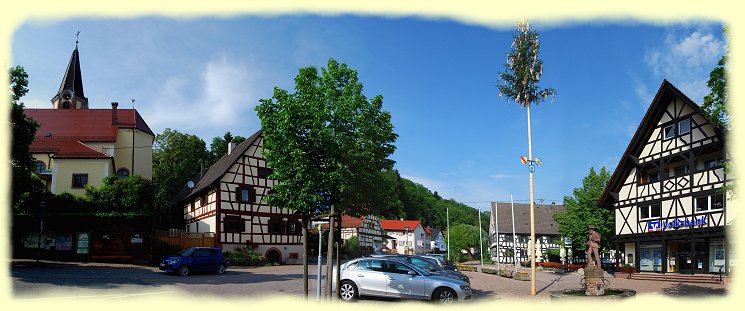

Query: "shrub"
<box><xmin>224</xmin><ymin>246</ymin><xmax>267</xmax><ymax>266</ymax></box>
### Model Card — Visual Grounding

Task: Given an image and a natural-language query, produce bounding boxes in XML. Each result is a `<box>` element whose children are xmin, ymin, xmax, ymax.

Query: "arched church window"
<box><xmin>117</xmin><ymin>168</ymin><xmax>130</xmax><ymax>178</ymax></box>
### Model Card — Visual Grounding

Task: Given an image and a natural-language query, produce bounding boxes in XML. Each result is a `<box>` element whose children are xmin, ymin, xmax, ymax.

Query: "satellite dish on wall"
<box><xmin>187</xmin><ymin>180</ymin><xmax>195</xmax><ymax>189</ymax></box>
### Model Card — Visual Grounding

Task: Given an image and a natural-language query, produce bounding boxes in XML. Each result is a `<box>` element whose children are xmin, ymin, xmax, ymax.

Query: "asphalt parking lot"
<box><xmin>10</xmin><ymin>259</ymin><xmax>729</xmax><ymax>303</ymax></box>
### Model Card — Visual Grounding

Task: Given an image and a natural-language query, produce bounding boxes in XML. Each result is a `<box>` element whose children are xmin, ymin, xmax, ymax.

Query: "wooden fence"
<box><xmin>156</xmin><ymin>230</ymin><xmax>215</xmax><ymax>248</ymax></box>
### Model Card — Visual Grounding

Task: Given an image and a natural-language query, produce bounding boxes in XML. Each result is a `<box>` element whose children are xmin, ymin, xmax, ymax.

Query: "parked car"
<box><xmin>159</xmin><ymin>247</ymin><xmax>229</xmax><ymax>276</ymax></box>
<box><xmin>370</xmin><ymin>254</ymin><xmax>469</xmax><ymax>284</ymax></box>
<box><xmin>336</xmin><ymin>257</ymin><xmax>472</xmax><ymax>303</ymax></box>
<box><xmin>421</xmin><ymin>254</ymin><xmax>458</xmax><ymax>271</ymax></box>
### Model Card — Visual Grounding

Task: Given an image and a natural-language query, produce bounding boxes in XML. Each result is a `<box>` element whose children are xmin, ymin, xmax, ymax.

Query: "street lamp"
<box><xmin>405</xmin><ymin>225</ymin><xmax>409</xmax><ymax>255</ymax></box>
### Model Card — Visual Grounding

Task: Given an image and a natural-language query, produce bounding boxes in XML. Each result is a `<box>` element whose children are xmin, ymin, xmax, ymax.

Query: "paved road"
<box><xmin>10</xmin><ymin>259</ymin><xmax>728</xmax><ymax>303</ymax></box>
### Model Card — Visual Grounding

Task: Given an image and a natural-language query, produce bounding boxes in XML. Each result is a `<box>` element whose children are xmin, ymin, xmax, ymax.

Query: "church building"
<box><xmin>25</xmin><ymin>43</ymin><xmax>154</xmax><ymax>195</ymax></box>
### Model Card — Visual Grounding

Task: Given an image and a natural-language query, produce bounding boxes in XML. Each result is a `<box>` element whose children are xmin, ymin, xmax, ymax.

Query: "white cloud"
<box><xmin>644</xmin><ymin>30</ymin><xmax>725</xmax><ymax>102</ymax></box>
<box><xmin>146</xmin><ymin>54</ymin><xmax>266</xmax><ymax>139</ymax></box>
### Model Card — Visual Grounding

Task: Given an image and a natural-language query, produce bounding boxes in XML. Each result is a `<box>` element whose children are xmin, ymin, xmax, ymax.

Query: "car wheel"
<box><xmin>178</xmin><ymin>265</ymin><xmax>190</xmax><ymax>276</ymax></box>
<box><xmin>339</xmin><ymin>280</ymin><xmax>358</xmax><ymax>301</ymax></box>
<box><xmin>433</xmin><ymin>287</ymin><xmax>456</xmax><ymax>304</ymax></box>
<box><xmin>217</xmin><ymin>264</ymin><xmax>226</xmax><ymax>274</ymax></box>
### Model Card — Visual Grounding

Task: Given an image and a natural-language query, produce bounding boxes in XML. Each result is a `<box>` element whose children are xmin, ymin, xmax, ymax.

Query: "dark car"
<box><xmin>159</xmin><ymin>247</ymin><xmax>228</xmax><ymax>276</ymax></box>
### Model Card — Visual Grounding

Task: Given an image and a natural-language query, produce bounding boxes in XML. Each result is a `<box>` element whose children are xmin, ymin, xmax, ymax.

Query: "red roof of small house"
<box><xmin>379</xmin><ymin>220</ymin><xmax>422</xmax><ymax>231</ymax></box>
<box><xmin>423</xmin><ymin>226</ymin><xmax>432</xmax><ymax>235</ymax></box>
<box><xmin>341</xmin><ymin>214</ymin><xmax>364</xmax><ymax>228</ymax></box>
<box><xmin>26</xmin><ymin>108</ymin><xmax>154</xmax><ymax>158</ymax></box>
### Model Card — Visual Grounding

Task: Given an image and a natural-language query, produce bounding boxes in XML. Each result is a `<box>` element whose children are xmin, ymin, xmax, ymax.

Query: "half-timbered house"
<box><xmin>173</xmin><ymin>130</ymin><xmax>302</xmax><ymax>264</ymax></box>
<box><xmin>598</xmin><ymin>80</ymin><xmax>732</xmax><ymax>275</ymax></box>
<box><xmin>340</xmin><ymin>214</ymin><xmax>387</xmax><ymax>254</ymax></box>
<box><xmin>488</xmin><ymin>202</ymin><xmax>564</xmax><ymax>264</ymax></box>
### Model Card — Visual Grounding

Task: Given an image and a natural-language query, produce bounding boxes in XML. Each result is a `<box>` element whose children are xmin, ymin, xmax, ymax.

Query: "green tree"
<box><xmin>445</xmin><ymin>223</ymin><xmax>487</xmax><ymax>262</ymax></box>
<box><xmin>256</xmin><ymin>58</ymin><xmax>397</xmax><ymax>297</ymax></box>
<box><xmin>85</xmin><ymin>175</ymin><xmax>155</xmax><ymax>214</ymax></box>
<box><xmin>256</xmin><ymin>58</ymin><xmax>397</xmax><ymax>217</ymax></box>
<box><xmin>209</xmin><ymin>132</ymin><xmax>246</xmax><ymax>164</ymax></box>
<box><xmin>9</xmin><ymin>66</ymin><xmax>41</xmax><ymax>211</ymax></box>
<box><xmin>152</xmin><ymin>128</ymin><xmax>210</xmax><ymax>226</ymax></box>
<box><xmin>553</xmin><ymin>167</ymin><xmax>613</xmax><ymax>252</ymax></box>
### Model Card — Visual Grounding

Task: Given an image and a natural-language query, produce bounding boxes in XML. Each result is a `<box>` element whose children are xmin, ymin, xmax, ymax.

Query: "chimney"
<box><xmin>111</xmin><ymin>102</ymin><xmax>118</xmax><ymax>125</ymax></box>
<box><xmin>228</xmin><ymin>142</ymin><xmax>236</xmax><ymax>155</ymax></box>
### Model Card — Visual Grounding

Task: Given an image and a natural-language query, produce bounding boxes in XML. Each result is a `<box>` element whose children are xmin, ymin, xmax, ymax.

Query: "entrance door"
<box><xmin>678</xmin><ymin>239</ymin><xmax>707</xmax><ymax>274</ymax></box>
<box><xmin>639</xmin><ymin>244</ymin><xmax>662</xmax><ymax>272</ymax></box>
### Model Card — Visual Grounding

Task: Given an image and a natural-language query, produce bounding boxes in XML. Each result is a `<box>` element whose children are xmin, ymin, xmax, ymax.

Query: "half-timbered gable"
<box><xmin>175</xmin><ymin>130</ymin><xmax>302</xmax><ymax>264</ymax></box>
<box><xmin>599</xmin><ymin>80</ymin><xmax>731</xmax><ymax>275</ymax></box>
<box><xmin>340</xmin><ymin>214</ymin><xmax>386</xmax><ymax>254</ymax></box>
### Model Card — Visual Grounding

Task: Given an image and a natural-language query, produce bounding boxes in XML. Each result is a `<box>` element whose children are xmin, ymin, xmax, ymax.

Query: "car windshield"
<box><xmin>177</xmin><ymin>248</ymin><xmax>195</xmax><ymax>257</ymax></box>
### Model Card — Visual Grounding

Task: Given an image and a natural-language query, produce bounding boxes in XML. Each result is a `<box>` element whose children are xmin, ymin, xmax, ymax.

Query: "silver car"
<box><xmin>337</xmin><ymin>257</ymin><xmax>472</xmax><ymax>303</ymax></box>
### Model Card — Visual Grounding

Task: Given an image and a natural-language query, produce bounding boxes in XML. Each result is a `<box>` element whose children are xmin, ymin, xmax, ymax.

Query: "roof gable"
<box><xmin>598</xmin><ymin>80</ymin><xmax>724</xmax><ymax>207</ymax></box>
<box><xmin>172</xmin><ymin>129</ymin><xmax>263</xmax><ymax>205</ymax></box>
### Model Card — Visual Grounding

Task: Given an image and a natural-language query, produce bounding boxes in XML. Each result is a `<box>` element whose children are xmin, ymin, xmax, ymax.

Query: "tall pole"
<box><xmin>325</xmin><ymin>204</ymin><xmax>335</xmax><ymax>300</ymax></box>
<box><xmin>494</xmin><ymin>202</ymin><xmax>500</xmax><ymax>271</ymax></box>
<box><xmin>302</xmin><ymin>219</ymin><xmax>308</xmax><ymax>300</ymax></box>
<box><xmin>510</xmin><ymin>193</ymin><xmax>517</xmax><ymax>271</ymax></box>
<box><xmin>317</xmin><ymin>224</ymin><xmax>322</xmax><ymax>301</ymax></box>
<box><xmin>527</xmin><ymin>104</ymin><xmax>536</xmax><ymax>296</ymax></box>
<box><xmin>478</xmin><ymin>206</ymin><xmax>483</xmax><ymax>271</ymax></box>
<box><xmin>131</xmin><ymin>99</ymin><xmax>135</xmax><ymax>175</ymax></box>
<box><xmin>446</xmin><ymin>206</ymin><xmax>450</xmax><ymax>261</ymax></box>
<box><xmin>405</xmin><ymin>226</ymin><xmax>409</xmax><ymax>255</ymax></box>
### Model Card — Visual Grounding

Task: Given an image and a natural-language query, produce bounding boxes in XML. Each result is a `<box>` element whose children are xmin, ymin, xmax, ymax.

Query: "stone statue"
<box><xmin>586</xmin><ymin>225</ymin><xmax>601</xmax><ymax>267</ymax></box>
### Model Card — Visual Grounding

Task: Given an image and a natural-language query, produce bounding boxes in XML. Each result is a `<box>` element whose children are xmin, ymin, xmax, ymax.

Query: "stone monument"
<box><xmin>583</xmin><ymin>225</ymin><xmax>606</xmax><ymax>296</ymax></box>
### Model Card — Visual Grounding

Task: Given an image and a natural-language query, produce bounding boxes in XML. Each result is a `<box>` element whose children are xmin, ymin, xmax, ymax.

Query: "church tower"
<box><xmin>51</xmin><ymin>39</ymin><xmax>88</xmax><ymax>109</ymax></box>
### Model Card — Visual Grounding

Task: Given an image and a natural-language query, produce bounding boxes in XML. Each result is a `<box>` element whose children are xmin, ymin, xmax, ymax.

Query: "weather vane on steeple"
<box><xmin>76</xmin><ymin>30</ymin><xmax>80</xmax><ymax>48</ymax></box>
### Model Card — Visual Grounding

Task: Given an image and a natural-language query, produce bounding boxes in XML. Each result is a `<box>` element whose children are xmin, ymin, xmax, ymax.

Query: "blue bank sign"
<box><xmin>648</xmin><ymin>216</ymin><xmax>707</xmax><ymax>232</ymax></box>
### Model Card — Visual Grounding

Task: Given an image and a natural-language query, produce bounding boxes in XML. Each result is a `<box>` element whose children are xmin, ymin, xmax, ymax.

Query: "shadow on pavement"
<box><xmin>660</xmin><ymin>283</ymin><xmax>727</xmax><ymax>297</ymax></box>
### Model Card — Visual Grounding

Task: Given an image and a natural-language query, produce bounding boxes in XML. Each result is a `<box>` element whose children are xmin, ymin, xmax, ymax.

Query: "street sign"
<box><xmin>529</xmin><ymin>165</ymin><xmax>535</xmax><ymax>172</ymax></box>
<box><xmin>534</xmin><ymin>158</ymin><xmax>542</xmax><ymax>166</ymax></box>
<box><xmin>520</xmin><ymin>156</ymin><xmax>528</xmax><ymax>165</ymax></box>
<box><xmin>311</xmin><ymin>220</ymin><xmax>329</xmax><ymax>227</ymax></box>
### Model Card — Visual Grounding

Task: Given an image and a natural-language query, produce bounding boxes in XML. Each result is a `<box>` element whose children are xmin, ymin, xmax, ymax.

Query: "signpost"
<box><xmin>311</xmin><ymin>220</ymin><xmax>329</xmax><ymax>301</ymax></box>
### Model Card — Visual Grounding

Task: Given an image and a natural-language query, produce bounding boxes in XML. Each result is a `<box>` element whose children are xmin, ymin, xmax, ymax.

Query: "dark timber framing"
<box><xmin>599</xmin><ymin>80</ymin><xmax>731</xmax><ymax>276</ymax></box>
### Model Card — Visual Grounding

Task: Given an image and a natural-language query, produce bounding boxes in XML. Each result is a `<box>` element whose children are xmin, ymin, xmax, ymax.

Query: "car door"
<box><xmin>384</xmin><ymin>260</ymin><xmax>426</xmax><ymax>299</ymax></box>
<box><xmin>191</xmin><ymin>249</ymin><xmax>212</xmax><ymax>272</ymax></box>
<box><xmin>352</xmin><ymin>259</ymin><xmax>388</xmax><ymax>297</ymax></box>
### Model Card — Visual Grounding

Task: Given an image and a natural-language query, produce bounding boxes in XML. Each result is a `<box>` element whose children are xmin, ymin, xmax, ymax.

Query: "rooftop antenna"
<box><xmin>76</xmin><ymin>30</ymin><xmax>80</xmax><ymax>49</ymax></box>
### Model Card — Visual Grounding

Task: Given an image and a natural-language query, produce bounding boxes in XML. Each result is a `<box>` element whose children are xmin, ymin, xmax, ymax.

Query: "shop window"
<box><xmin>639</xmin><ymin>204</ymin><xmax>661</xmax><ymax>220</ymax></box>
<box><xmin>224</xmin><ymin>215</ymin><xmax>244</xmax><ymax>233</ymax></box>
<box><xmin>71</xmin><ymin>173</ymin><xmax>88</xmax><ymax>188</ymax></box>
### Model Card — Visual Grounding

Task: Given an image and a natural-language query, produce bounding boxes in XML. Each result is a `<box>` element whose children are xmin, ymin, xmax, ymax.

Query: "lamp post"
<box><xmin>36</xmin><ymin>201</ymin><xmax>47</xmax><ymax>265</ymax></box>
<box><xmin>446</xmin><ymin>207</ymin><xmax>450</xmax><ymax>261</ymax></box>
<box><xmin>405</xmin><ymin>225</ymin><xmax>410</xmax><ymax>255</ymax></box>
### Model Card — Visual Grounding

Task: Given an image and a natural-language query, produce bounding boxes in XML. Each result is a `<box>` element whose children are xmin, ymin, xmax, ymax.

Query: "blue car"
<box><xmin>159</xmin><ymin>247</ymin><xmax>229</xmax><ymax>276</ymax></box>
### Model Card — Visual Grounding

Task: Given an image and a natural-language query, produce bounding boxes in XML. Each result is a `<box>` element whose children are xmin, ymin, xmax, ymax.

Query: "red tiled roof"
<box><xmin>29</xmin><ymin>139</ymin><xmax>109</xmax><ymax>158</ymax></box>
<box><xmin>26</xmin><ymin>108</ymin><xmax>154</xmax><ymax>158</ymax></box>
<box><xmin>379</xmin><ymin>220</ymin><xmax>421</xmax><ymax>231</ymax></box>
<box><xmin>423</xmin><ymin>226</ymin><xmax>432</xmax><ymax>235</ymax></box>
<box><xmin>26</xmin><ymin>108</ymin><xmax>154</xmax><ymax>138</ymax></box>
<box><xmin>341</xmin><ymin>214</ymin><xmax>364</xmax><ymax>228</ymax></box>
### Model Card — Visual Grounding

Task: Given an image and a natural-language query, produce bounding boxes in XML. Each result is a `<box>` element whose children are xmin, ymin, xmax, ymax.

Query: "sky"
<box><xmin>11</xmin><ymin>15</ymin><xmax>726</xmax><ymax>211</ymax></box>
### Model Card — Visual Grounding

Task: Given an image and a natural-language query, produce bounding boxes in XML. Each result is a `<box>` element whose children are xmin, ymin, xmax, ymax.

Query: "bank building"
<box><xmin>598</xmin><ymin>80</ymin><xmax>732</xmax><ymax>275</ymax></box>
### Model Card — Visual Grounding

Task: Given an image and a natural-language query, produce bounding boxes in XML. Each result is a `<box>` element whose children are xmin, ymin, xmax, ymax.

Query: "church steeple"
<box><xmin>52</xmin><ymin>33</ymin><xmax>88</xmax><ymax>109</ymax></box>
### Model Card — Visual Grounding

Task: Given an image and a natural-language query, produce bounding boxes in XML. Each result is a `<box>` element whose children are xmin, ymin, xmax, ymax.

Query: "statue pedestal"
<box><xmin>583</xmin><ymin>266</ymin><xmax>606</xmax><ymax>296</ymax></box>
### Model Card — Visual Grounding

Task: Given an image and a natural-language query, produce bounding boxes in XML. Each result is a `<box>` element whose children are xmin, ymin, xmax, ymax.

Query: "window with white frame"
<box><xmin>695</xmin><ymin>193</ymin><xmax>725</xmax><ymax>212</ymax></box>
<box><xmin>663</xmin><ymin>125</ymin><xmax>675</xmax><ymax>140</ymax></box>
<box><xmin>639</xmin><ymin>204</ymin><xmax>661</xmax><ymax>220</ymax></box>
<box><xmin>678</xmin><ymin>118</ymin><xmax>691</xmax><ymax>135</ymax></box>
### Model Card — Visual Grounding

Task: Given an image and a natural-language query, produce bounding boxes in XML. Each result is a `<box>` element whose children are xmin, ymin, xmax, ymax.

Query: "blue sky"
<box><xmin>11</xmin><ymin>15</ymin><xmax>726</xmax><ymax>211</ymax></box>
